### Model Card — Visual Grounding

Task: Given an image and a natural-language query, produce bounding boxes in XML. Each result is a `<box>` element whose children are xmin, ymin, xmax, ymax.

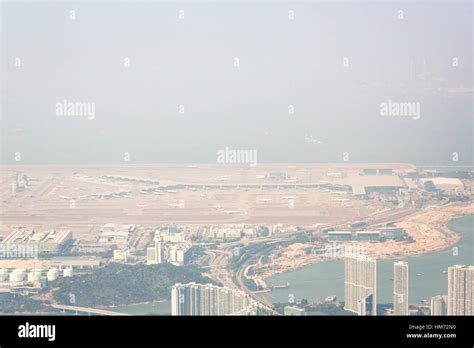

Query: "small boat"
<box><xmin>416</xmin><ymin>273</ymin><xmax>422</xmax><ymax>276</ymax></box>
<box><xmin>325</xmin><ymin>295</ymin><xmax>337</xmax><ymax>302</ymax></box>
<box><xmin>271</xmin><ymin>283</ymin><xmax>290</xmax><ymax>289</ymax></box>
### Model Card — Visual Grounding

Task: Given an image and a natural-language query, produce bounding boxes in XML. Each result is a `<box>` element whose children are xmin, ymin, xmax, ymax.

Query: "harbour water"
<box><xmin>264</xmin><ymin>214</ymin><xmax>474</xmax><ymax>305</ymax></box>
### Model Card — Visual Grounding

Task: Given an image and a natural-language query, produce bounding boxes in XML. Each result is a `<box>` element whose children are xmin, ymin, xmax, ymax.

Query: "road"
<box><xmin>50</xmin><ymin>304</ymin><xmax>130</xmax><ymax>316</ymax></box>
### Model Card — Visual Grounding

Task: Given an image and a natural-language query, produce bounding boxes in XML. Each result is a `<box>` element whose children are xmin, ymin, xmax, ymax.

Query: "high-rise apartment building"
<box><xmin>447</xmin><ymin>265</ymin><xmax>473</xmax><ymax>315</ymax></box>
<box><xmin>171</xmin><ymin>282</ymin><xmax>259</xmax><ymax>316</ymax></box>
<box><xmin>393</xmin><ymin>261</ymin><xmax>409</xmax><ymax>315</ymax></box>
<box><xmin>344</xmin><ymin>255</ymin><xmax>377</xmax><ymax>315</ymax></box>
<box><xmin>430</xmin><ymin>295</ymin><xmax>447</xmax><ymax>315</ymax></box>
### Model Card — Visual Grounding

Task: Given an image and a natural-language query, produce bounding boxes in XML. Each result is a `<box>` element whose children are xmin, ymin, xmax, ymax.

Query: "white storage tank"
<box><xmin>47</xmin><ymin>268</ymin><xmax>59</xmax><ymax>281</ymax></box>
<box><xmin>9</xmin><ymin>273</ymin><xmax>24</xmax><ymax>282</ymax></box>
<box><xmin>0</xmin><ymin>269</ymin><xmax>8</xmax><ymax>282</ymax></box>
<box><xmin>9</xmin><ymin>269</ymin><xmax>27</xmax><ymax>282</ymax></box>
<box><xmin>26</xmin><ymin>270</ymin><xmax>42</xmax><ymax>282</ymax></box>
<box><xmin>63</xmin><ymin>268</ymin><xmax>73</xmax><ymax>277</ymax></box>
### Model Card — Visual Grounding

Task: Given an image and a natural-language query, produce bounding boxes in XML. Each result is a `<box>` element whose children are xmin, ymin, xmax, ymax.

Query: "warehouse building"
<box><xmin>0</xmin><ymin>229</ymin><xmax>73</xmax><ymax>257</ymax></box>
<box><xmin>420</xmin><ymin>177</ymin><xmax>464</xmax><ymax>195</ymax></box>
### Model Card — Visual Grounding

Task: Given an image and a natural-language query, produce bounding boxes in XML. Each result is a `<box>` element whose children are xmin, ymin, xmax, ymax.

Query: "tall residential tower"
<box><xmin>171</xmin><ymin>282</ymin><xmax>259</xmax><ymax>316</ymax></box>
<box><xmin>393</xmin><ymin>261</ymin><xmax>409</xmax><ymax>315</ymax></box>
<box><xmin>447</xmin><ymin>265</ymin><xmax>473</xmax><ymax>315</ymax></box>
<box><xmin>431</xmin><ymin>295</ymin><xmax>447</xmax><ymax>315</ymax></box>
<box><xmin>344</xmin><ymin>255</ymin><xmax>377</xmax><ymax>315</ymax></box>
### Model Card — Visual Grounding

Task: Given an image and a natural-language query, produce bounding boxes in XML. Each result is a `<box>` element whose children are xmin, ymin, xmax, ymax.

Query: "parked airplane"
<box><xmin>281</xmin><ymin>195</ymin><xmax>297</xmax><ymax>199</ymax></box>
<box><xmin>168</xmin><ymin>201</ymin><xmax>185</xmax><ymax>208</ymax></box>
<box><xmin>221</xmin><ymin>210</ymin><xmax>240</xmax><ymax>214</ymax></box>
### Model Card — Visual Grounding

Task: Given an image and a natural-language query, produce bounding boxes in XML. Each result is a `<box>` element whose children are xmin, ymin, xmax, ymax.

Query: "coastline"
<box><xmin>261</xmin><ymin>203</ymin><xmax>472</xmax><ymax>282</ymax></box>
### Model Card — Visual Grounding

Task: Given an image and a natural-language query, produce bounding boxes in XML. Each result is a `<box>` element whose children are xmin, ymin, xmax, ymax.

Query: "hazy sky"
<box><xmin>1</xmin><ymin>0</ymin><xmax>472</xmax><ymax>165</ymax></box>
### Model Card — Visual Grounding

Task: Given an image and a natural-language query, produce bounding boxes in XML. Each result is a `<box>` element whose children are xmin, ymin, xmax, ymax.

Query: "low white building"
<box><xmin>146</xmin><ymin>240</ymin><xmax>163</xmax><ymax>265</ymax></box>
<box><xmin>421</xmin><ymin>177</ymin><xmax>464</xmax><ymax>195</ymax></box>
<box><xmin>167</xmin><ymin>244</ymin><xmax>191</xmax><ymax>266</ymax></box>
<box><xmin>157</xmin><ymin>231</ymin><xmax>185</xmax><ymax>243</ymax></box>
<box><xmin>204</xmin><ymin>225</ymin><xmax>257</xmax><ymax>240</ymax></box>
